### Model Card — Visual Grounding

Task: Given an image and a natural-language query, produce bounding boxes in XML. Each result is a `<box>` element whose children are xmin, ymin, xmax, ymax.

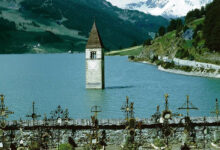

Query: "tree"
<box><xmin>132</xmin><ymin>41</ymin><xmax>137</xmax><ymax>47</ymax></box>
<box><xmin>167</xmin><ymin>19</ymin><xmax>183</xmax><ymax>32</ymax></box>
<box><xmin>193</xmin><ymin>24</ymin><xmax>203</xmax><ymax>39</ymax></box>
<box><xmin>155</xmin><ymin>33</ymin><xmax>159</xmax><ymax>38</ymax></box>
<box><xmin>183</xmin><ymin>25</ymin><xmax>189</xmax><ymax>32</ymax></box>
<box><xmin>143</xmin><ymin>38</ymin><xmax>151</xmax><ymax>46</ymax></box>
<box><xmin>203</xmin><ymin>0</ymin><xmax>220</xmax><ymax>52</ymax></box>
<box><xmin>20</xmin><ymin>0</ymin><xmax>62</xmax><ymax>20</ymax></box>
<box><xmin>175</xmin><ymin>19</ymin><xmax>183</xmax><ymax>37</ymax></box>
<box><xmin>0</xmin><ymin>17</ymin><xmax>16</xmax><ymax>31</ymax></box>
<box><xmin>200</xmin><ymin>6</ymin><xmax>205</xmax><ymax>16</ymax></box>
<box><xmin>167</xmin><ymin>19</ymin><xmax>177</xmax><ymax>32</ymax></box>
<box><xmin>175</xmin><ymin>48</ymin><xmax>190</xmax><ymax>59</ymax></box>
<box><xmin>185</xmin><ymin>9</ymin><xmax>202</xmax><ymax>23</ymax></box>
<box><xmin>158</xmin><ymin>26</ymin><xmax>166</xmax><ymax>36</ymax></box>
<box><xmin>60</xmin><ymin>143</ymin><xmax>73</xmax><ymax>150</ymax></box>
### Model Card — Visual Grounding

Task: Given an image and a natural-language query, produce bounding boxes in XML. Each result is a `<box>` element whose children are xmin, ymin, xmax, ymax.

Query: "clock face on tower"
<box><xmin>88</xmin><ymin>61</ymin><xmax>98</xmax><ymax>70</ymax></box>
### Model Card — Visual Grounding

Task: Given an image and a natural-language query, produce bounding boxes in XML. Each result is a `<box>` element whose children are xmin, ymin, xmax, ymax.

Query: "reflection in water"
<box><xmin>86</xmin><ymin>90</ymin><xmax>106</xmax><ymax>102</ymax></box>
<box><xmin>85</xmin><ymin>90</ymin><xmax>107</xmax><ymax>118</ymax></box>
<box><xmin>105</xmin><ymin>85</ymin><xmax>134</xmax><ymax>89</ymax></box>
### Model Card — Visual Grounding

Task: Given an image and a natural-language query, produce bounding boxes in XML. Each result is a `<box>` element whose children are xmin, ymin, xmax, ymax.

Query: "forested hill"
<box><xmin>138</xmin><ymin>0</ymin><xmax>220</xmax><ymax>65</ymax></box>
<box><xmin>0</xmin><ymin>0</ymin><xmax>168</xmax><ymax>54</ymax></box>
<box><xmin>203</xmin><ymin>0</ymin><xmax>220</xmax><ymax>52</ymax></box>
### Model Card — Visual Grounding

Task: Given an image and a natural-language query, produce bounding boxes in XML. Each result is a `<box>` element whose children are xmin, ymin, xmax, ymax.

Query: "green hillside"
<box><xmin>135</xmin><ymin>1</ymin><xmax>220</xmax><ymax>66</ymax></box>
<box><xmin>112</xmin><ymin>0</ymin><xmax>220</xmax><ymax>70</ymax></box>
<box><xmin>0</xmin><ymin>0</ymin><xmax>168</xmax><ymax>54</ymax></box>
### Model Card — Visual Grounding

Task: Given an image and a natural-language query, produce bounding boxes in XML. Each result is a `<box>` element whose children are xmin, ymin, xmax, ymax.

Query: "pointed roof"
<box><xmin>86</xmin><ymin>22</ymin><xmax>104</xmax><ymax>49</ymax></box>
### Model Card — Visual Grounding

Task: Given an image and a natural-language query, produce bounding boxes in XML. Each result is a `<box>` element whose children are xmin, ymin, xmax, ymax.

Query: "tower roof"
<box><xmin>86</xmin><ymin>22</ymin><xmax>104</xmax><ymax>49</ymax></box>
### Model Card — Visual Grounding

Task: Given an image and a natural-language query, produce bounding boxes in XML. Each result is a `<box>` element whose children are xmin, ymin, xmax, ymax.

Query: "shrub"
<box><xmin>207</xmin><ymin>68</ymin><xmax>216</xmax><ymax>73</ymax></box>
<box><xmin>153</xmin><ymin>138</ymin><xmax>165</xmax><ymax>147</ymax></box>
<box><xmin>155</xmin><ymin>60</ymin><xmax>162</xmax><ymax>65</ymax></box>
<box><xmin>181</xmin><ymin>66</ymin><xmax>193</xmax><ymax>72</ymax></box>
<box><xmin>151</xmin><ymin>55</ymin><xmax>158</xmax><ymax>63</ymax></box>
<box><xmin>162</xmin><ymin>61</ymin><xmax>175</xmax><ymax>69</ymax></box>
<box><xmin>188</xmin><ymin>54</ymin><xmax>195</xmax><ymax>60</ymax></box>
<box><xmin>128</xmin><ymin>56</ymin><xmax>135</xmax><ymax>60</ymax></box>
<box><xmin>60</xmin><ymin>143</ymin><xmax>73</xmax><ymax>150</ymax></box>
<box><xmin>175</xmin><ymin>49</ymin><xmax>190</xmax><ymax>59</ymax></box>
<box><xmin>29</xmin><ymin>141</ymin><xmax>40</xmax><ymax>150</ymax></box>
<box><xmin>200</xmin><ymin>67</ymin><xmax>205</xmax><ymax>72</ymax></box>
<box><xmin>143</xmin><ymin>39</ymin><xmax>152</xmax><ymax>46</ymax></box>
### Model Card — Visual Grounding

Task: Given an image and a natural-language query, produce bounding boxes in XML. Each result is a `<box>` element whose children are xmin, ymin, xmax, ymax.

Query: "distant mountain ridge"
<box><xmin>107</xmin><ymin>0</ymin><xmax>213</xmax><ymax>18</ymax></box>
<box><xmin>0</xmin><ymin>0</ymin><xmax>169</xmax><ymax>53</ymax></box>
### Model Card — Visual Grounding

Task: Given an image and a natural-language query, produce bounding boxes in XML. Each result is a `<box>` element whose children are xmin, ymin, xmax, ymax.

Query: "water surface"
<box><xmin>0</xmin><ymin>54</ymin><xmax>219</xmax><ymax>119</ymax></box>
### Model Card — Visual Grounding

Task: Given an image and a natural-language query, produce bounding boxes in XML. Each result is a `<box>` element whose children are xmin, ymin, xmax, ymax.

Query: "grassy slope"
<box><xmin>0</xmin><ymin>0</ymin><xmax>170</xmax><ymax>54</ymax></box>
<box><xmin>0</xmin><ymin>1</ymin><xmax>87</xmax><ymax>54</ymax></box>
<box><xmin>1</xmin><ymin>10</ymin><xmax>86</xmax><ymax>39</ymax></box>
<box><xmin>110</xmin><ymin>17</ymin><xmax>220</xmax><ymax>66</ymax></box>
<box><xmin>9</xmin><ymin>0</ymin><xmax>168</xmax><ymax>51</ymax></box>
<box><xmin>0</xmin><ymin>0</ymin><xmax>168</xmax><ymax>54</ymax></box>
<box><xmin>137</xmin><ymin>18</ymin><xmax>220</xmax><ymax>65</ymax></box>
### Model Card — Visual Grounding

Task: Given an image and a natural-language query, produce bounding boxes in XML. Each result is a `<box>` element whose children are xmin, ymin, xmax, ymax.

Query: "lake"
<box><xmin>0</xmin><ymin>53</ymin><xmax>219</xmax><ymax>120</ymax></box>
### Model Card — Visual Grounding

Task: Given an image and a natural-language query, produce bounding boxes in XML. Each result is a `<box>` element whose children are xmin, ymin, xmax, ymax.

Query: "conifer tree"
<box><xmin>158</xmin><ymin>26</ymin><xmax>166</xmax><ymax>36</ymax></box>
<box><xmin>203</xmin><ymin>0</ymin><xmax>220</xmax><ymax>51</ymax></box>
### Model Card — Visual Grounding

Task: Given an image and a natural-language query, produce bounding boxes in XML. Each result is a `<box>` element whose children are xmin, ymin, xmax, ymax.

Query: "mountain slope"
<box><xmin>107</xmin><ymin>0</ymin><xmax>213</xmax><ymax>18</ymax></box>
<box><xmin>0</xmin><ymin>0</ymin><xmax>169</xmax><ymax>53</ymax></box>
<box><xmin>138</xmin><ymin>17</ymin><xmax>220</xmax><ymax>65</ymax></box>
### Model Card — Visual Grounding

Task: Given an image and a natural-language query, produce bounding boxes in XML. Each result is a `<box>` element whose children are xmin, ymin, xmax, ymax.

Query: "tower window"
<box><xmin>90</xmin><ymin>51</ymin><xmax>96</xmax><ymax>59</ymax></box>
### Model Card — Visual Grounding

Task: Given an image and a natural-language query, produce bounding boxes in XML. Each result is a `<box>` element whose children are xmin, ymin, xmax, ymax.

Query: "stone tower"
<box><xmin>85</xmin><ymin>22</ymin><xmax>105</xmax><ymax>89</ymax></box>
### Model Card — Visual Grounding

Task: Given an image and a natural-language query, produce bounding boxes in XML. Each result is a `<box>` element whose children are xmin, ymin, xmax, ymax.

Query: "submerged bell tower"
<box><xmin>85</xmin><ymin>22</ymin><xmax>105</xmax><ymax>89</ymax></box>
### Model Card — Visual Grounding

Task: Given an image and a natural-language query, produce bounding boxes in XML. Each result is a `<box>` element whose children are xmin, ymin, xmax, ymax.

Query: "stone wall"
<box><xmin>173</xmin><ymin>58</ymin><xmax>220</xmax><ymax>70</ymax></box>
<box><xmin>158</xmin><ymin>56</ymin><xmax>220</xmax><ymax>70</ymax></box>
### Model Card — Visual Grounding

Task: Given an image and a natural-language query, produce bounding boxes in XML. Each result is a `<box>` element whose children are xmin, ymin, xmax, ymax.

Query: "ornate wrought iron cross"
<box><xmin>178</xmin><ymin>95</ymin><xmax>198</xmax><ymax>117</ymax></box>
<box><xmin>91</xmin><ymin>106</ymin><xmax>102</xmax><ymax>119</ymax></box>
<box><xmin>211</xmin><ymin>98</ymin><xmax>219</xmax><ymax>120</ymax></box>
<box><xmin>26</xmin><ymin>101</ymin><xmax>41</xmax><ymax>125</ymax></box>
<box><xmin>121</xmin><ymin>96</ymin><xmax>134</xmax><ymax>121</ymax></box>
<box><xmin>0</xmin><ymin>94</ymin><xmax>14</xmax><ymax>128</ymax></box>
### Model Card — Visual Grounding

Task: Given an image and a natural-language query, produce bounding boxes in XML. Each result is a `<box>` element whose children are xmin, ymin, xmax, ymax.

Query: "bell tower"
<box><xmin>85</xmin><ymin>22</ymin><xmax>105</xmax><ymax>89</ymax></box>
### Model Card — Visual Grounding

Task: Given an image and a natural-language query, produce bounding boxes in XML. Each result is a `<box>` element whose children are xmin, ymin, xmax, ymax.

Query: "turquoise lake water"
<box><xmin>0</xmin><ymin>53</ymin><xmax>219</xmax><ymax>120</ymax></box>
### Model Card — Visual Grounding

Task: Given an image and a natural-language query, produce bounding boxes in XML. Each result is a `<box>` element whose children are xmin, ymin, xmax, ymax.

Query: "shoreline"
<box><xmin>136</xmin><ymin>60</ymin><xmax>220</xmax><ymax>79</ymax></box>
<box><xmin>158</xmin><ymin>66</ymin><xmax>220</xmax><ymax>78</ymax></box>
